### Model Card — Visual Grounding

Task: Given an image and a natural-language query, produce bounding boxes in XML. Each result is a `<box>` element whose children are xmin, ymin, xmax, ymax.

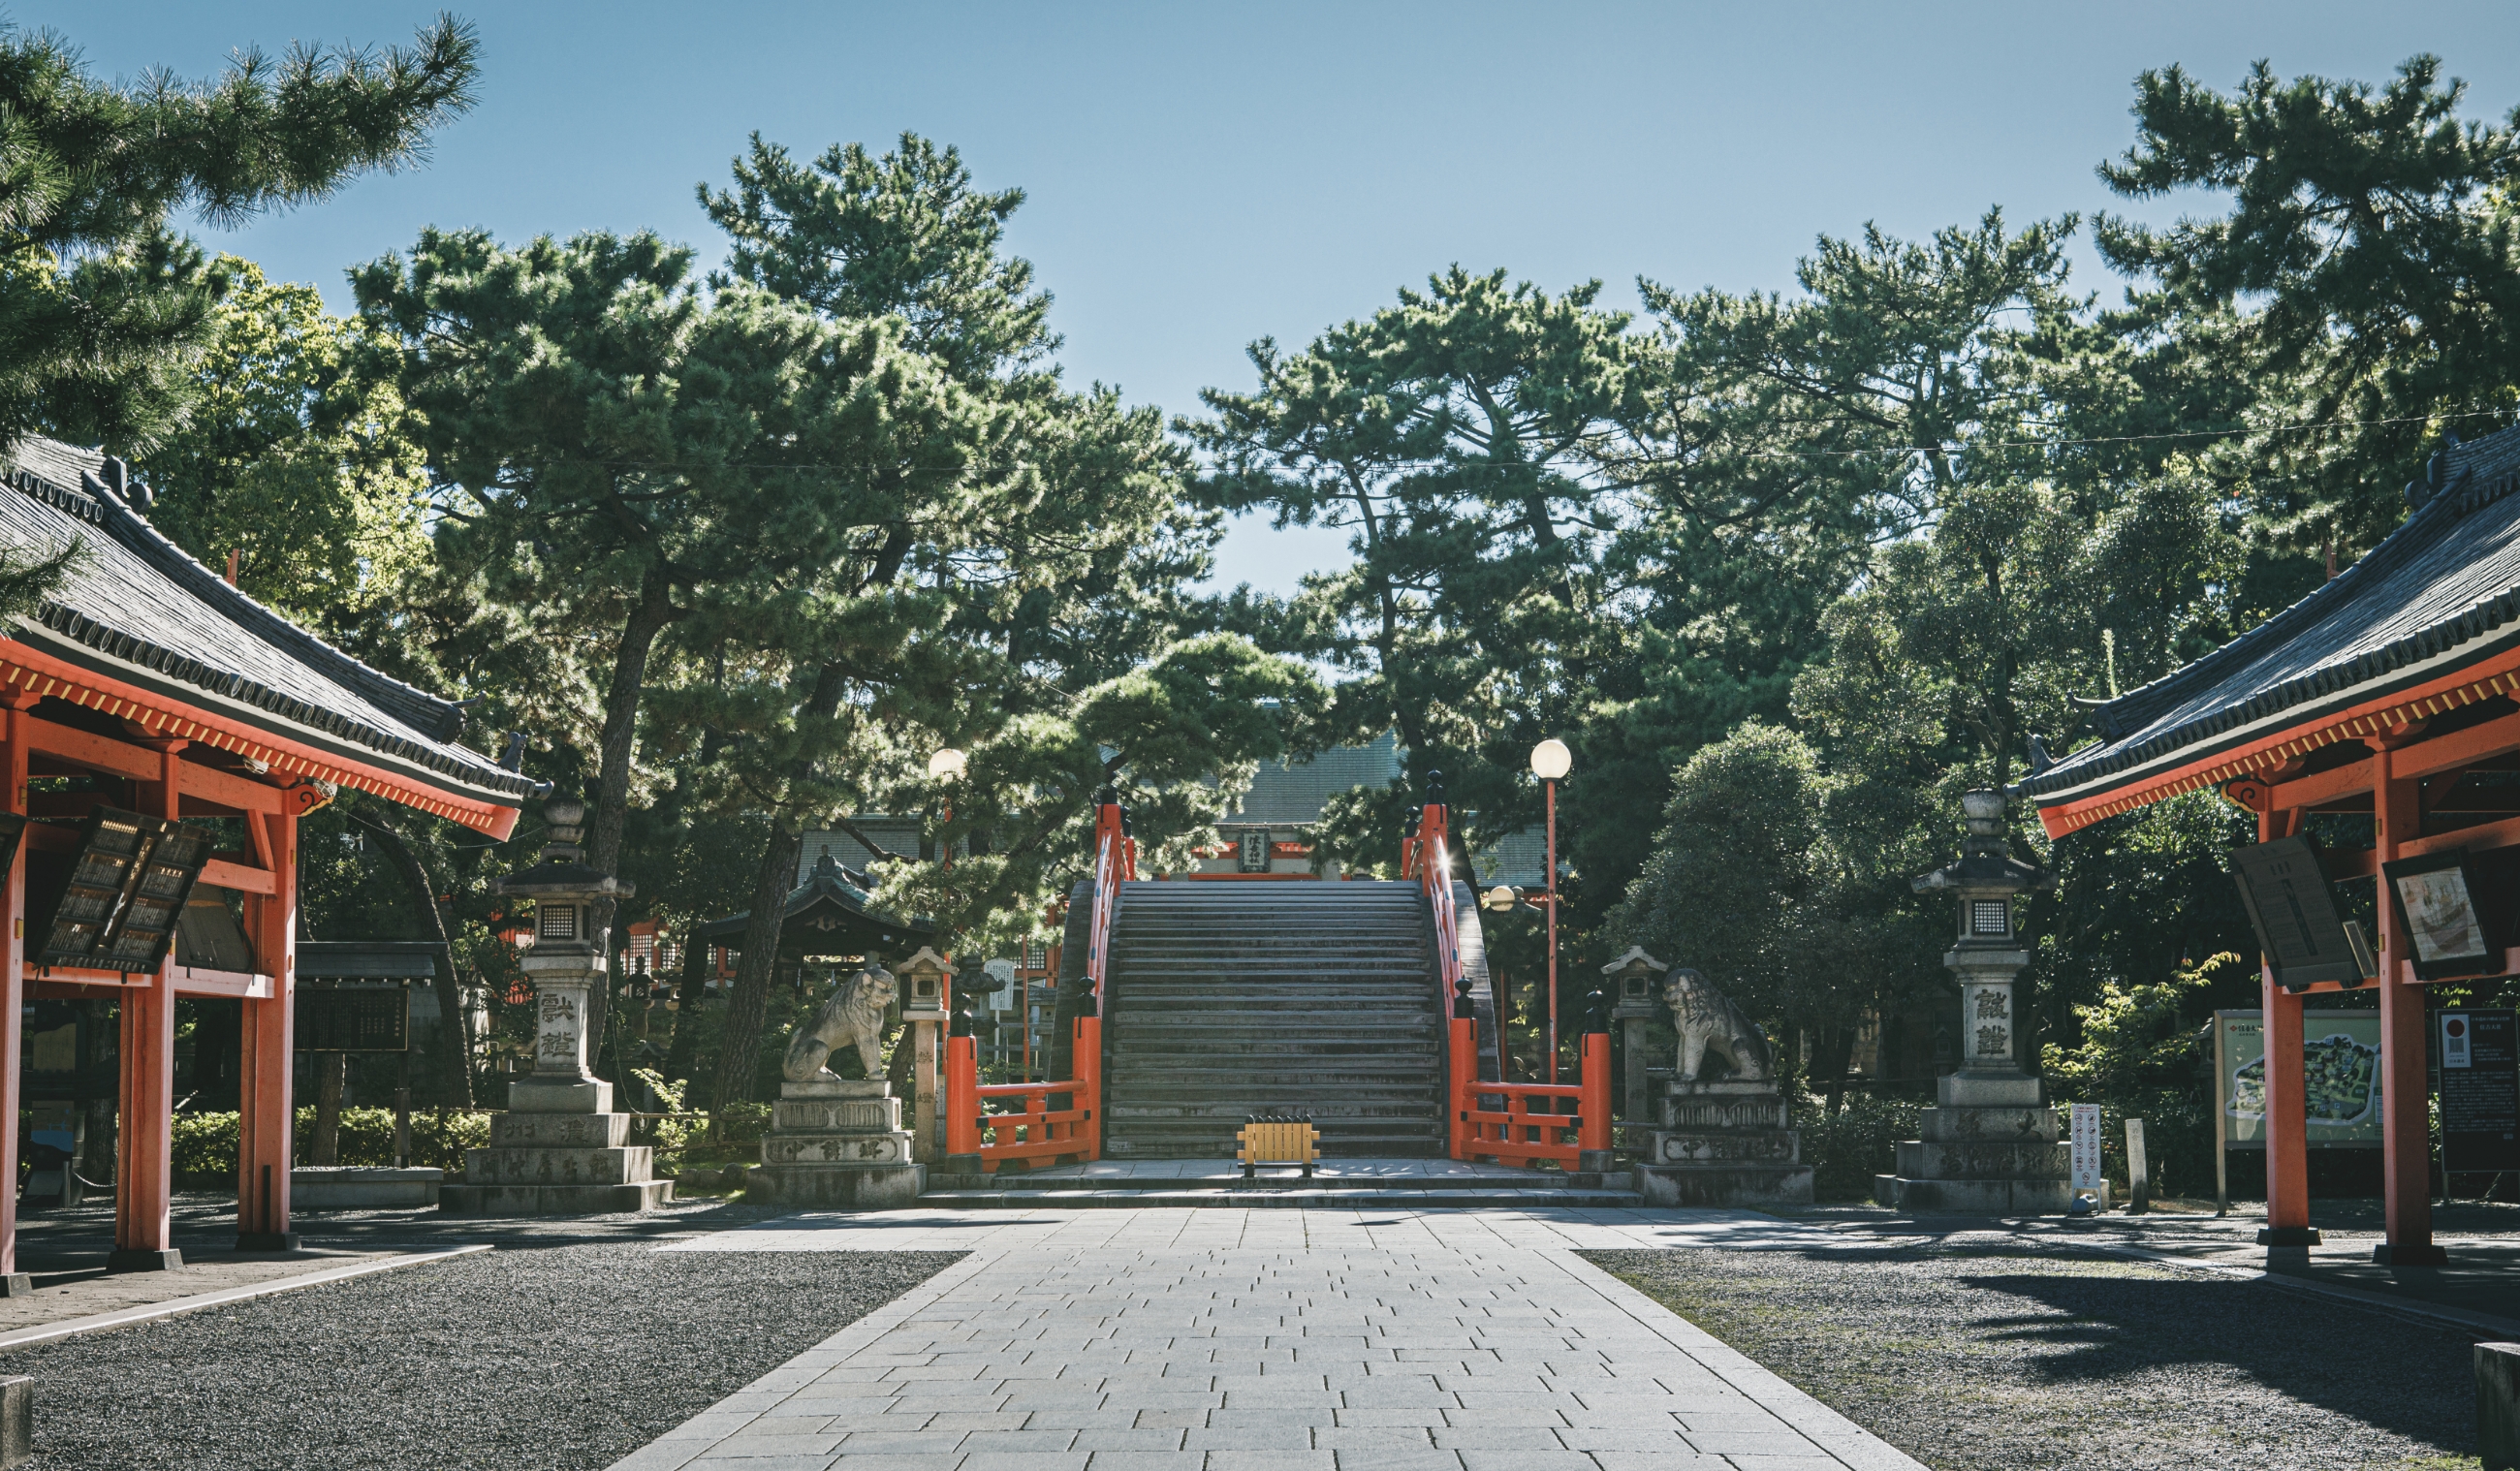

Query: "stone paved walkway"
<box><xmin>612</xmin><ymin>1206</ymin><xmax>1926</xmax><ymax>1471</ymax></box>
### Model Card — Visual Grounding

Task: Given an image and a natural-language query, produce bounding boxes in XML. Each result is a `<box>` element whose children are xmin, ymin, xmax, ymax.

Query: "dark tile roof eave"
<box><xmin>2022</xmin><ymin>609</ymin><xmax>2520</xmax><ymax>806</ymax></box>
<box><xmin>60</xmin><ymin>463</ymin><xmax>474</xmax><ymax>744</ymax></box>
<box><xmin>7</xmin><ymin>618</ymin><xmax>538</xmax><ymax>808</ymax></box>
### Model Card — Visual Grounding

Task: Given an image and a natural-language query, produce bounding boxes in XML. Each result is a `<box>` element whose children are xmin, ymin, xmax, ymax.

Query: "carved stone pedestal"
<box><xmin>1874</xmin><ymin>1071</ymin><xmax>2072</xmax><ymax>1214</ymax></box>
<box><xmin>1632</xmin><ymin>1080</ymin><xmax>1813</xmax><ymax>1209</ymax></box>
<box><xmin>441</xmin><ymin>1094</ymin><xmax>675</xmax><ymax>1215</ymax></box>
<box><xmin>754</xmin><ymin>1079</ymin><xmax>925</xmax><ymax>1208</ymax></box>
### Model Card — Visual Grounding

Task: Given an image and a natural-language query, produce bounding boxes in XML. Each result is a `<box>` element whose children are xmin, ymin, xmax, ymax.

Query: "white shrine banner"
<box><xmin>2069</xmin><ymin>1103</ymin><xmax>2104</xmax><ymax>1192</ymax></box>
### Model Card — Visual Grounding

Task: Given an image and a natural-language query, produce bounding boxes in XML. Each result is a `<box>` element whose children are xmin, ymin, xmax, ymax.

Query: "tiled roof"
<box><xmin>1220</xmin><ymin>731</ymin><xmax>1404</xmax><ymax>827</ymax></box>
<box><xmin>2020</xmin><ymin>420</ymin><xmax>2520</xmax><ymax>809</ymax></box>
<box><xmin>0</xmin><ymin>436</ymin><xmax>540</xmax><ymax>811</ymax></box>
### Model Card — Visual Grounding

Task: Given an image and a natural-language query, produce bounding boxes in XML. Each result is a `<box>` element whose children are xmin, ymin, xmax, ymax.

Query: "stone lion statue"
<box><xmin>782</xmin><ymin>967</ymin><xmax>898</xmax><ymax>1082</ymax></box>
<box><xmin>1665</xmin><ymin>967</ymin><xmax>1772</xmax><ymax>1083</ymax></box>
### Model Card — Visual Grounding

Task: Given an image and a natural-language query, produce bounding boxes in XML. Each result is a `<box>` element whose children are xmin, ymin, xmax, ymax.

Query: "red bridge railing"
<box><xmin>946</xmin><ymin>798</ymin><xmax>1132</xmax><ymax>1171</ymax></box>
<box><xmin>1407</xmin><ymin>784</ymin><xmax>1609</xmax><ymax>1170</ymax></box>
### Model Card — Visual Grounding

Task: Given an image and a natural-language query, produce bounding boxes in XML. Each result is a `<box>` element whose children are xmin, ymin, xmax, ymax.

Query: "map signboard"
<box><xmin>2439</xmin><ymin>1009</ymin><xmax>2520</xmax><ymax>1174</ymax></box>
<box><xmin>2214</xmin><ymin>1010</ymin><xmax>2383</xmax><ymax>1150</ymax></box>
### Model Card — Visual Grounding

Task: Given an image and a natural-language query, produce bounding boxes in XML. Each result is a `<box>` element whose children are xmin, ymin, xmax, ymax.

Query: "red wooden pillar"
<box><xmin>2259</xmin><ymin>804</ymin><xmax>2315</xmax><ymax>1245</ymax></box>
<box><xmin>236</xmin><ymin>803</ymin><xmax>299</xmax><ymax>1251</ymax></box>
<box><xmin>1449</xmin><ymin>1015</ymin><xmax>1475</xmax><ymax>1161</ymax></box>
<box><xmin>112</xmin><ymin>738</ymin><xmax>187</xmax><ymax>1270</ymax></box>
<box><xmin>945</xmin><ymin>1033</ymin><xmax>979</xmax><ymax>1157</ymax></box>
<box><xmin>2373</xmin><ymin>738</ymin><xmax>2443</xmax><ymax>1264</ymax></box>
<box><xmin>1074</xmin><ymin>1014</ymin><xmax>1101</xmax><ymax>1161</ymax></box>
<box><xmin>0</xmin><ymin>696</ymin><xmax>33</xmax><ymax>1292</ymax></box>
<box><xmin>1579</xmin><ymin>1032</ymin><xmax>1612</xmax><ymax>1152</ymax></box>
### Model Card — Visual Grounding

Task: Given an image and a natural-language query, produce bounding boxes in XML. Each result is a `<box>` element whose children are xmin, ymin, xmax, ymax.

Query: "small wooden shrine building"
<box><xmin>2019</xmin><ymin>422</ymin><xmax>2520</xmax><ymax>1262</ymax></box>
<box><xmin>0</xmin><ymin>437</ymin><xmax>537</xmax><ymax>1273</ymax></box>
<box><xmin>692</xmin><ymin>848</ymin><xmax>936</xmax><ymax>984</ymax></box>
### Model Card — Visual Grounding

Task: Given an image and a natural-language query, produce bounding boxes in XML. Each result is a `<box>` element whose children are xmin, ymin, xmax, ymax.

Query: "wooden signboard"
<box><xmin>2440</xmin><ymin>1009</ymin><xmax>2520</xmax><ymax>1174</ymax></box>
<box><xmin>2227</xmin><ymin>836</ymin><xmax>2369</xmax><ymax>991</ymax></box>
<box><xmin>296</xmin><ymin>986</ymin><xmax>410</xmax><ymax>1052</ymax></box>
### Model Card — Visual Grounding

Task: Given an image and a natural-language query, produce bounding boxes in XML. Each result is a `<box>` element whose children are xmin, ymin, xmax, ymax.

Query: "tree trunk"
<box><xmin>664</xmin><ymin>931</ymin><xmax>710</xmax><ymax>1082</ymax></box>
<box><xmin>312</xmin><ymin>1051</ymin><xmax>345</xmax><ymax>1165</ymax></box>
<box><xmin>709</xmin><ymin>821</ymin><xmax>808</xmax><ymax>1108</ymax></box>
<box><xmin>352</xmin><ymin>810</ymin><xmax>474</xmax><ymax>1110</ymax></box>
<box><xmin>1815</xmin><ymin>1024</ymin><xmax>1857</xmax><ymax>1117</ymax></box>
<box><xmin>588</xmin><ymin>565</ymin><xmax>679</xmax><ymax>883</ymax></box>
<box><xmin>706</xmin><ymin>661</ymin><xmax>853</xmax><ymax>1109</ymax></box>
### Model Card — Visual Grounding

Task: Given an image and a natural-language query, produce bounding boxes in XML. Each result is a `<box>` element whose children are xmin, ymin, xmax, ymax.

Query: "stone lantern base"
<box><xmin>751</xmin><ymin>1079</ymin><xmax>925</xmax><ymax>1208</ymax></box>
<box><xmin>1632</xmin><ymin>1080</ymin><xmax>1814</xmax><ymax>1209</ymax></box>
<box><xmin>441</xmin><ymin>1084</ymin><xmax>675</xmax><ymax>1215</ymax></box>
<box><xmin>1873</xmin><ymin>1072</ymin><xmax>2073</xmax><ymax>1214</ymax></box>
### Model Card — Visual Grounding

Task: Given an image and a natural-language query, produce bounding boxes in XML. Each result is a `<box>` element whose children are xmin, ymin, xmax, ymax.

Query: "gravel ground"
<box><xmin>1590</xmin><ymin>1242</ymin><xmax>2477</xmax><ymax>1471</ymax></box>
<box><xmin>0</xmin><ymin>1242</ymin><xmax>961</xmax><ymax>1471</ymax></box>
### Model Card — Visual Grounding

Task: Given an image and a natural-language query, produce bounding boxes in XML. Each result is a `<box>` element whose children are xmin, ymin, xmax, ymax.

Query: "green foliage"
<box><xmin>171</xmin><ymin>1108</ymin><xmax>493</xmax><ymax>1179</ymax></box>
<box><xmin>132</xmin><ymin>257</ymin><xmax>429</xmax><ymax>640</ymax></box>
<box><xmin>1794</xmin><ymin>1092</ymin><xmax>1925</xmax><ymax>1202</ymax></box>
<box><xmin>1</xmin><ymin>16</ymin><xmax>478</xmax><ymax>448</ymax></box>
<box><xmin>2041</xmin><ymin>953</ymin><xmax>2234</xmax><ymax>1198</ymax></box>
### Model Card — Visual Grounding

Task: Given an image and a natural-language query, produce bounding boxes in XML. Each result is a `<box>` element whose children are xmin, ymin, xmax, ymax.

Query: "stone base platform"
<box><xmin>1632</xmin><ymin>1080</ymin><xmax>1813</xmax><ymax>1209</ymax></box>
<box><xmin>1874</xmin><ymin>1075</ymin><xmax>2072</xmax><ymax>1215</ymax></box>
<box><xmin>442</xmin><ymin>1105</ymin><xmax>670</xmax><ymax>1216</ymax></box>
<box><xmin>755</xmin><ymin>1078</ymin><xmax>924</xmax><ymax>1209</ymax></box>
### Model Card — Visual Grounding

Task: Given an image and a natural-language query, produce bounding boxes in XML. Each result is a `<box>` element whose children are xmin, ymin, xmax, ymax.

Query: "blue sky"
<box><xmin>42</xmin><ymin>2</ymin><xmax>2520</xmax><ymax>591</ymax></box>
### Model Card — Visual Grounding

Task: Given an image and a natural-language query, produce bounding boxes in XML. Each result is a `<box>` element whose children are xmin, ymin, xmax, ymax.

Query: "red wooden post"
<box><xmin>1449</xmin><ymin>1015</ymin><xmax>1475</xmax><ymax>1161</ymax></box>
<box><xmin>114</xmin><ymin>738</ymin><xmax>187</xmax><ymax>1269</ymax></box>
<box><xmin>1545</xmin><ymin>778</ymin><xmax>1558</xmax><ymax>1083</ymax></box>
<box><xmin>1075</xmin><ymin>1014</ymin><xmax>1102</xmax><ymax>1161</ymax></box>
<box><xmin>2373</xmin><ymin>737</ymin><xmax>2441</xmax><ymax>1263</ymax></box>
<box><xmin>946</xmin><ymin>1033</ymin><xmax>980</xmax><ymax>1157</ymax></box>
<box><xmin>2258</xmin><ymin>803</ymin><xmax>2314</xmax><ymax>1244</ymax></box>
<box><xmin>1580</xmin><ymin>1031</ymin><xmax>1612</xmax><ymax>1152</ymax></box>
<box><xmin>0</xmin><ymin>696</ymin><xmax>31</xmax><ymax>1289</ymax></box>
<box><xmin>237</xmin><ymin>803</ymin><xmax>299</xmax><ymax>1250</ymax></box>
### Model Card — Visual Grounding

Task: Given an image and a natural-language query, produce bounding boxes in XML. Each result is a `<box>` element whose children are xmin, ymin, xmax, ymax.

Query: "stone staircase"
<box><xmin>1100</xmin><ymin>881</ymin><xmax>1448</xmax><ymax>1159</ymax></box>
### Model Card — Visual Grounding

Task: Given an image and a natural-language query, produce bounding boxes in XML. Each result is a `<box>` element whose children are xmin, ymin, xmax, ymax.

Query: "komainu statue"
<box><xmin>782</xmin><ymin>967</ymin><xmax>898</xmax><ymax>1082</ymax></box>
<box><xmin>1665</xmin><ymin>967</ymin><xmax>1773</xmax><ymax>1083</ymax></box>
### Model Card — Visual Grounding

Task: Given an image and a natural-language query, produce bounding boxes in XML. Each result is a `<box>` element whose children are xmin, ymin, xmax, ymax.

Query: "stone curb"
<box><xmin>0</xmin><ymin>1244</ymin><xmax>491</xmax><ymax>1353</ymax></box>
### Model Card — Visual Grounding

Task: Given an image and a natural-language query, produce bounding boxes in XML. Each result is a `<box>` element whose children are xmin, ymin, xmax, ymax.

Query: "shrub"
<box><xmin>170</xmin><ymin>1108</ymin><xmax>495</xmax><ymax>1182</ymax></box>
<box><xmin>1794</xmin><ymin>1091</ymin><xmax>1925</xmax><ymax>1201</ymax></box>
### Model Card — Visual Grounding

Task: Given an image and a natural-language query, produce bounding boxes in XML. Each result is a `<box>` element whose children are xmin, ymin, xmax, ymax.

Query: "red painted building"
<box><xmin>0</xmin><ymin>438</ymin><xmax>536</xmax><ymax>1272</ymax></box>
<box><xmin>2020</xmin><ymin>423</ymin><xmax>2520</xmax><ymax>1260</ymax></box>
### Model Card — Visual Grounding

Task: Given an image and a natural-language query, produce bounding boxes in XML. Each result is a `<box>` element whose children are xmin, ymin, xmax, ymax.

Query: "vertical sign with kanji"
<box><xmin>2069</xmin><ymin>1103</ymin><xmax>2103</xmax><ymax>1193</ymax></box>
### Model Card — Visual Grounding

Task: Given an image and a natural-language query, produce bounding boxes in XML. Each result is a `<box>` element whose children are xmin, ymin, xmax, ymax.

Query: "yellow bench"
<box><xmin>1237</xmin><ymin>1114</ymin><xmax>1320</xmax><ymax>1178</ymax></box>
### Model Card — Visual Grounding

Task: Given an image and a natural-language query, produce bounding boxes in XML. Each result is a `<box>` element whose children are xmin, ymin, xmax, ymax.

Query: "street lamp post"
<box><xmin>1530</xmin><ymin>737</ymin><xmax>1572</xmax><ymax>1081</ymax></box>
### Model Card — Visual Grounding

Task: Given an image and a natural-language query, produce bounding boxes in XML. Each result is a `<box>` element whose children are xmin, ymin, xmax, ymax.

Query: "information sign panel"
<box><xmin>2440</xmin><ymin>1009</ymin><xmax>2520</xmax><ymax>1174</ymax></box>
<box><xmin>2227</xmin><ymin>836</ymin><xmax>2367</xmax><ymax>990</ymax></box>
<box><xmin>2069</xmin><ymin>1103</ymin><xmax>2103</xmax><ymax>1191</ymax></box>
<box><xmin>2214</xmin><ymin>1010</ymin><xmax>2383</xmax><ymax>1149</ymax></box>
<box><xmin>295</xmin><ymin>986</ymin><xmax>410</xmax><ymax>1052</ymax></box>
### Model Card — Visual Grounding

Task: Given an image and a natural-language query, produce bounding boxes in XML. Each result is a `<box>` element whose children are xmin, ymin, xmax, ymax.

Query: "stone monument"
<box><xmin>1874</xmin><ymin>788</ymin><xmax>2073</xmax><ymax>1214</ymax></box>
<box><xmin>1605</xmin><ymin>947</ymin><xmax>1666</xmax><ymax>1125</ymax></box>
<box><xmin>753</xmin><ymin>966</ymin><xmax>925</xmax><ymax>1207</ymax></box>
<box><xmin>1629</xmin><ymin>953</ymin><xmax>1814</xmax><ymax>1208</ymax></box>
<box><xmin>443</xmin><ymin>798</ymin><xmax>673</xmax><ymax>1214</ymax></box>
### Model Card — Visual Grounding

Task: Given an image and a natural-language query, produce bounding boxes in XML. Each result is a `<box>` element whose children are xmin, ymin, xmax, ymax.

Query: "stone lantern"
<box><xmin>1601</xmin><ymin>946</ymin><xmax>1668</xmax><ymax>1124</ymax></box>
<box><xmin>1875</xmin><ymin>788</ymin><xmax>2070</xmax><ymax>1214</ymax></box>
<box><xmin>440</xmin><ymin>797</ymin><xmax>670</xmax><ymax>1213</ymax></box>
<box><xmin>1911</xmin><ymin>788</ymin><xmax>2053</xmax><ymax>1099</ymax></box>
<box><xmin>495</xmin><ymin>798</ymin><xmax>629</xmax><ymax>1112</ymax></box>
<box><xmin>898</xmin><ymin>946</ymin><xmax>954</xmax><ymax>1163</ymax></box>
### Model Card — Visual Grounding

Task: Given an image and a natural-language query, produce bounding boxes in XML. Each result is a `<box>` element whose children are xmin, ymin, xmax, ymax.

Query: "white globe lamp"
<box><xmin>1529</xmin><ymin>738</ymin><xmax>1572</xmax><ymax>781</ymax></box>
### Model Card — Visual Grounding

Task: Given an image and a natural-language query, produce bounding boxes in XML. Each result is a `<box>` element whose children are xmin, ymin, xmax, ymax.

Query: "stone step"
<box><xmin>462</xmin><ymin>1144</ymin><xmax>654</xmax><ymax>1186</ymax></box>
<box><xmin>912</xmin><ymin>1185</ymin><xmax>1642</xmax><ymax>1209</ymax></box>
<box><xmin>1917</xmin><ymin>1105</ymin><xmax>2061</xmax><ymax>1143</ymax></box>
<box><xmin>1894</xmin><ymin>1140</ymin><xmax>2071</xmax><ymax>1179</ymax></box>
<box><xmin>1874</xmin><ymin>1174</ymin><xmax>2075</xmax><ymax>1215</ymax></box>
<box><xmin>440</xmin><ymin>1178</ymin><xmax>674</xmax><ymax>1214</ymax></box>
